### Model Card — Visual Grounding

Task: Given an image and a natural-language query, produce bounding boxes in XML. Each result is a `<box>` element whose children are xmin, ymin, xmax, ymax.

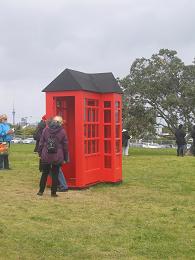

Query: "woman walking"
<box><xmin>37</xmin><ymin>116</ymin><xmax>68</xmax><ymax>197</ymax></box>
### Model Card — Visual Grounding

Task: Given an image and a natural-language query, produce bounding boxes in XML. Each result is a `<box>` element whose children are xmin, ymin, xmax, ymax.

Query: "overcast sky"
<box><xmin>1</xmin><ymin>0</ymin><xmax>195</xmax><ymax>123</ymax></box>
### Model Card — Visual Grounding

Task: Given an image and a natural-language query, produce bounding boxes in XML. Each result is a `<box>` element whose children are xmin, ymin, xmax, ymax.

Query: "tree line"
<box><xmin>120</xmin><ymin>49</ymin><xmax>195</xmax><ymax>139</ymax></box>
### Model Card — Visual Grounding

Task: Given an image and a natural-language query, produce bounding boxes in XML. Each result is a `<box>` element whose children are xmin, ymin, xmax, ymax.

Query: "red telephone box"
<box><xmin>42</xmin><ymin>69</ymin><xmax>123</xmax><ymax>189</ymax></box>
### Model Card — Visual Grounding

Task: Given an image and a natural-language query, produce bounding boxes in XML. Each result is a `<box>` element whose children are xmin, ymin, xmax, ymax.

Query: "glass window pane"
<box><xmin>56</xmin><ymin>100</ymin><xmax>61</xmax><ymax>108</ymax></box>
<box><xmin>84</xmin><ymin>124</ymin><xmax>87</xmax><ymax>138</ymax></box>
<box><xmin>115</xmin><ymin>110</ymin><xmax>120</xmax><ymax>123</ymax></box>
<box><xmin>104</xmin><ymin>140</ymin><xmax>111</xmax><ymax>153</ymax></box>
<box><xmin>96</xmin><ymin>140</ymin><xmax>99</xmax><ymax>152</ymax></box>
<box><xmin>115</xmin><ymin>101</ymin><xmax>120</xmax><ymax>108</ymax></box>
<box><xmin>88</xmin><ymin>99</ymin><xmax>96</xmax><ymax>106</ymax></box>
<box><xmin>92</xmin><ymin>125</ymin><xmax>95</xmax><ymax>137</ymax></box>
<box><xmin>88</xmin><ymin>108</ymin><xmax>91</xmax><ymax>122</ymax></box>
<box><xmin>88</xmin><ymin>125</ymin><xmax>91</xmax><ymax>138</ymax></box>
<box><xmin>92</xmin><ymin>109</ymin><xmax>95</xmax><ymax>122</ymax></box>
<box><xmin>115</xmin><ymin>125</ymin><xmax>120</xmax><ymax>138</ymax></box>
<box><xmin>104</xmin><ymin>101</ymin><xmax>111</xmax><ymax>108</ymax></box>
<box><xmin>96</xmin><ymin>125</ymin><xmax>99</xmax><ymax>137</ymax></box>
<box><xmin>116</xmin><ymin>140</ymin><xmax>120</xmax><ymax>153</ymax></box>
<box><xmin>88</xmin><ymin>141</ymin><xmax>91</xmax><ymax>154</ymax></box>
<box><xmin>84</xmin><ymin>141</ymin><xmax>87</xmax><ymax>154</ymax></box>
<box><xmin>84</xmin><ymin>108</ymin><xmax>87</xmax><ymax>122</ymax></box>
<box><xmin>92</xmin><ymin>140</ymin><xmax>96</xmax><ymax>153</ymax></box>
<box><xmin>104</xmin><ymin>156</ymin><xmax>111</xmax><ymax>168</ymax></box>
<box><xmin>104</xmin><ymin>110</ymin><xmax>111</xmax><ymax>123</ymax></box>
<box><xmin>104</xmin><ymin>125</ymin><xmax>111</xmax><ymax>138</ymax></box>
<box><xmin>96</xmin><ymin>109</ymin><xmax>98</xmax><ymax>122</ymax></box>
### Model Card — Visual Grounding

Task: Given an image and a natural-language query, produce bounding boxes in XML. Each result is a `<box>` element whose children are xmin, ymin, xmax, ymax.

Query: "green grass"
<box><xmin>0</xmin><ymin>145</ymin><xmax>195</xmax><ymax>259</ymax></box>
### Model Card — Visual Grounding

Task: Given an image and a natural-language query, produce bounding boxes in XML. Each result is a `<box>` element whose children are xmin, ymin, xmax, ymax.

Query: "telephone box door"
<box><xmin>55</xmin><ymin>97</ymin><xmax>76</xmax><ymax>187</ymax></box>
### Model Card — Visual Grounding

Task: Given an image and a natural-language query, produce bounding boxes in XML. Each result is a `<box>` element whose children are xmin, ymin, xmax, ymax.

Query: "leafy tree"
<box><xmin>21</xmin><ymin>126</ymin><xmax>36</xmax><ymax>137</ymax></box>
<box><xmin>122</xmin><ymin>93</ymin><xmax>157</xmax><ymax>138</ymax></box>
<box><xmin>121</xmin><ymin>49</ymin><xmax>195</xmax><ymax>134</ymax></box>
<box><xmin>14</xmin><ymin>125</ymin><xmax>22</xmax><ymax>136</ymax></box>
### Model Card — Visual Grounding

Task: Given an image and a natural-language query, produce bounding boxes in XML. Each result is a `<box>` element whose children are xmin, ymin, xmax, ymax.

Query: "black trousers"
<box><xmin>39</xmin><ymin>159</ymin><xmax>42</xmax><ymax>172</ymax></box>
<box><xmin>39</xmin><ymin>163</ymin><xmax>60</xmax><ymax>194</ymax></box>
<box><xmin>192</xmin><ymin>142</ymin><xmax>195</xmax><ymax>156</ymax></box>
<box><xmin>0</xmin><ymin>154</ymin><xmax>9</xmax><ymax>169</ymax></box>
<box><xmin>0</xmin><ymin>155</ymin><xmax>4</xmax><ymax>169</ymax></box>
<box><xmin>177</xmin><ymin>144</ymin><xmax>185</xmax><ymax>156</ymax></box>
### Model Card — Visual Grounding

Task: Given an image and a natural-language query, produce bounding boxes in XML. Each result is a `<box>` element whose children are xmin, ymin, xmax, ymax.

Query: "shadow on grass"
<box><xmin>90</xmin><ymin>181</ymin><xmax>123</xmax><ymax>190</ymax></box>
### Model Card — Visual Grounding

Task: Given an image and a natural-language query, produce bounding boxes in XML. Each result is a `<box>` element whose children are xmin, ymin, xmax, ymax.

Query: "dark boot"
<box><xmin>51</xmin><ymin>193</ymin><xmax>58</xmax><ymax>197</ymax></box>
<box><xmin>37</xmin><ymin>191</ymin><xmax>43</xmax><ymax>196</ymax></box>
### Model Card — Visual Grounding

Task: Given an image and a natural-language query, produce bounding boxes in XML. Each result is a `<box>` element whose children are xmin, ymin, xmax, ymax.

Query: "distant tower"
<box><xmin>12</xmin><ymin>104</ymin><xmax>16</xmax><ymax>125</ymax></box>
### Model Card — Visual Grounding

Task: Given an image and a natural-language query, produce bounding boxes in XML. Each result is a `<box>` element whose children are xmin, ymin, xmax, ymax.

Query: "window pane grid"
<box><xmin>104</xmin><ymin>100</ymin><xmax>112</xmax><ymax>168</ymax></box>
<box><xmin>115</xmin><ymin>101</ymin><xmax>121</xmax><ymax>153</ymax></box>
<box><xmin>84</xmin><ymin>98</ymin><xmax>99</xmax><ymax>155</ymax></box>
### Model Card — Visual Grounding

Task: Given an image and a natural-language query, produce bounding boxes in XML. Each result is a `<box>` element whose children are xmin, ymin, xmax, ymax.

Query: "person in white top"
<box><xmin>122</xmin><ymin>129</ymin><xmax>130</xmax><ymax>156</ymax></box>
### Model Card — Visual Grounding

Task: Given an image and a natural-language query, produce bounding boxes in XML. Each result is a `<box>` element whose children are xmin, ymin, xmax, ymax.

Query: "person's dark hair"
<box><xmin>179</xmin><ymin>124</ymin><xmax>183</xmax><ymax>129</ymax></box>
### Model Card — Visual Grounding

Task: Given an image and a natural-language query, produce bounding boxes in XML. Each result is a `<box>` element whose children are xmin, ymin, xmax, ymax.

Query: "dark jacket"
<box><xmin>191</xmin><ymin>128</ymin><xmax>195</xmax><ymax>144</ymax></box>
<box><xmin>33</xmin><ymin>120</ymin><xmax>46</xmax><ymax>152</ymax></box>
<box><xmin>175</xmin><ymin>128</ymin><xmax>186</xmax><ymax>145</ymax></box>
<box><xmin>38</xmin><ymin>124</ymin><xmax>68</xmax><ymax>165</ymax></box>
<box><xmin>122</xmin><ymin>131</ymin><xmax>130</xmax><ymax>147</ymax></box>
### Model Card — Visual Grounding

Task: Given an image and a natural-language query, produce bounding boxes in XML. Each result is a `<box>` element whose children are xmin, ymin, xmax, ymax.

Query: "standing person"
<box><xmin>0</xmin><ymin>114</ymin><xmax>14</xmax><ymax>169</ymax></box>
<box><xmin>33</xmin><ymin>115</ymin><xmax>47</xmax><ymax>171</ymax></box>
<box><xmin>175</xmin><ymin>124</ymin><xmax>186</xmax><ymax>157</ymax></box>
<box><xmin>34</xmin><ymin>115</ymin><xmax>68</xmax><ymax>191</ymax></box>
<box><xmin>37</xmin><ymin>116</ymin><xmax>68</xmax><ymax>197</ymax></box>
<box><xmin>122</xmin><ymin>129</ymin><xmax>130</xmax><ymax>156</ymax></box>
<box><xmin>33</xmin><ymin>115</ymin><xmax>47</xmax><ymax>153</ymax></box>
<box><xmin>190</xmin><ymin>125</ymin><xmax>195</xmax><ymax>156</ymax></box>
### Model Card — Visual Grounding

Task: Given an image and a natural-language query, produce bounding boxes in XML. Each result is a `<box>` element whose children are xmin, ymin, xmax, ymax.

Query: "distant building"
<box><xmin>20</xmin><ymin>117</ymin><xmax>27</xmax><ymax>126</ymax></box>
<box><xmin>156</xmin><ymin>126</ymin><xmax>163</xmax><ymax>135</ymax></box>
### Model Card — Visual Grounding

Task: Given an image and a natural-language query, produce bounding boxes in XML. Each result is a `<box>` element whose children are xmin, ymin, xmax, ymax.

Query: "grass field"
<box><xmin>0</xmin><ymin>145</ymin><xmax>195</xmax><ymax>259</ymax></box>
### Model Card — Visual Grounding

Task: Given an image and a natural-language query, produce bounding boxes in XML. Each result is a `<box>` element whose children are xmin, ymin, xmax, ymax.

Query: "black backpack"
<box><xmin>47</xmin><ymin>135</ymin><xmax>58</xmax><ymax>154</ymax></box>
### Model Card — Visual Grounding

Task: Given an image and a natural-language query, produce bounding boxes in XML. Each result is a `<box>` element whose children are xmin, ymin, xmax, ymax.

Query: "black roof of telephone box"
<box><xmin>42</xmin><ymin>68</ymin><xmax>123</xmax><ymax>94</ymax></box>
